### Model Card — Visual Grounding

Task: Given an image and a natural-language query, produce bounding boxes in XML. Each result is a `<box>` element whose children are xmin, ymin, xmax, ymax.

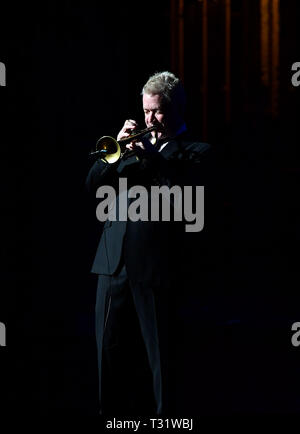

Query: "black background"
<box><xmin>1</xmin><ymin>0</ymin><xmax>300</xmax><ymax>424</ymax></box>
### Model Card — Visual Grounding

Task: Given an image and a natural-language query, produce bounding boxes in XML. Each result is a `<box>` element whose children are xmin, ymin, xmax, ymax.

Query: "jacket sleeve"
<box><xmin>86</xmin><ymin>158</ymin><xmax>113</xmax><ymax>194</ymax></box>
<box><xmin>85</xmin><ymin>141</ymin><xmax>211</xmax><ymax>194</ymax></box>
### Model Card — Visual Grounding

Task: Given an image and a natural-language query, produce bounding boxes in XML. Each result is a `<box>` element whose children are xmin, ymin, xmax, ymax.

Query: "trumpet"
<box><xmin>89</xmin><ymin>125</ymin><xmax>158</xmax><ymax>164</ymax></box>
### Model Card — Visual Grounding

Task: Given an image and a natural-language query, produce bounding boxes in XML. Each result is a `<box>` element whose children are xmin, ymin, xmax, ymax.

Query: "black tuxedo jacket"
<box><xmin>86</xmin><ymin>132</ymin><xmax>211</xmax><ymax>286</ymax></box>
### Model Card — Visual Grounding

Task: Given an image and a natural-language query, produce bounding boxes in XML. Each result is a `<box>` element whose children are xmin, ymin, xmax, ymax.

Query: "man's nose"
<box><xmin>149</xmin><ymin>112</ymin><xmax>156</xmax><ymax>124</ymax></box>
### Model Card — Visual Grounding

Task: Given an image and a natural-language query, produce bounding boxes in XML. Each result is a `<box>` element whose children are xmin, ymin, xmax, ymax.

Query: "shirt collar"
<box><xmin>157</xmin><ymin>123</ymin><xmax>187</xmax><ymax>152</ymax></box>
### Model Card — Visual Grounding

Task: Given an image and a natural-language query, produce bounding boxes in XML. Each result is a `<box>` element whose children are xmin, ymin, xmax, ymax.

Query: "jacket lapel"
<box><xmin>159</xmin><ymin>131</ymin><xmax>189</xmax><ymax>160</ymax></box>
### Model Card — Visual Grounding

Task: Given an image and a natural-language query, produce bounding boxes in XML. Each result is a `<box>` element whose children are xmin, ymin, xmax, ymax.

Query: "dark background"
<box><xmin>1</xmin><ymin>0</ymin><xmax>300</xmax><ymax>421</ymax></box>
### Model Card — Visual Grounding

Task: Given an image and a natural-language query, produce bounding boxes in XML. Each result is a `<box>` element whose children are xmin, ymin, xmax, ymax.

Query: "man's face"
<box><xmin>143</xmin><ymin>93</ymin><xmax>178</xmax><ymax>139</ymax></box>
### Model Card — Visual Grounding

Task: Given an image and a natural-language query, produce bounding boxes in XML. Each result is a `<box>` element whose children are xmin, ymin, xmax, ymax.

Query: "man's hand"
<box><xmin>116</xmin><ymin>119</ymin><xmax>143</xmax><ymax>151</ymax></box>
<box><xmin>117</xmin><ymin>119</ymin><xmax>158</xmax><ymax>153</ymax></box>
<box><xmin>117</xmin><ymin>119</ymin><xmax>138</xmax><ymax>142</ymax></box>
<box><xmin>126</xmin><ymin>135</ymin><xmax>157</xmax><ymax>153</ymax></box>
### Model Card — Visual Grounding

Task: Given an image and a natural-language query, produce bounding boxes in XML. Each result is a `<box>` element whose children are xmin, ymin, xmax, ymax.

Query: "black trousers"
<box><xmin>95</xmin><ymin>263</ymin><xmax>177</xmax><ymax>416</ymax></box>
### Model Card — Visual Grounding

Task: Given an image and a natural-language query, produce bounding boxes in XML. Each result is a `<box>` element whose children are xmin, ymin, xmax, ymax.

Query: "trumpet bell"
<box><xmin>90</xmin><ymin>126</ymin><xmax>157</xmax><ymax>163</ymax></box>
<box><xmin>96</xmin><ymin>136</ymin><xmax>121</xmax><ymax>164</ymax></box>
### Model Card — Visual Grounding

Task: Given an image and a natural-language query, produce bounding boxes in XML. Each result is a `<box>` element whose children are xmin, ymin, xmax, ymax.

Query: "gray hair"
<box><xmin>142</xmin><ymin>71</ymin><xmax>186</xmax><ymax>115</ymax></box>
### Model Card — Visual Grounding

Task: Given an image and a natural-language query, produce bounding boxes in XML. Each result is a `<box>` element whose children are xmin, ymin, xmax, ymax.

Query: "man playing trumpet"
<box><xmin>86</xmin><ymin>71</ymin><xmax>211</xmax><ymax>415</ymax></box>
